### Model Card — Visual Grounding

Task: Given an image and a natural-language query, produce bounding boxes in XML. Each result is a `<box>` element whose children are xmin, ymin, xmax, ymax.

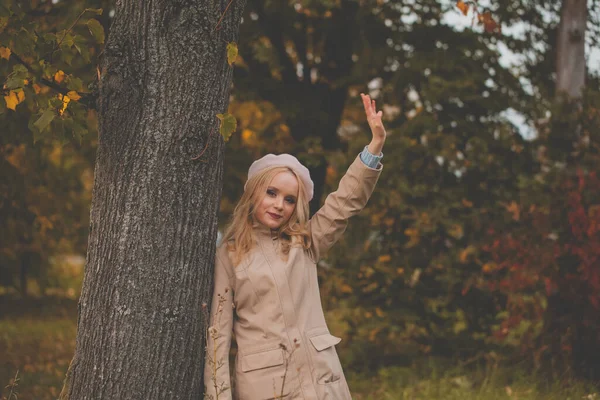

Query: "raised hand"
<box><xmin>361</xmin><ymin>93</ymin><xmax>386</xmax><ymax>154</ymax></box>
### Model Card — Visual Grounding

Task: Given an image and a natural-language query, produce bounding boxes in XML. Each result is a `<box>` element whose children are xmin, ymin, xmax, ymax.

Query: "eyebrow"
<box><xmin>267</xmin><ymin>186</ymin><xmax>297</xmax><ymax>200</ymax></box>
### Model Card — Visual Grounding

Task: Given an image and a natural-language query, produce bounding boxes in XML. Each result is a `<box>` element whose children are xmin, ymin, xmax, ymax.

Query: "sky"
<box><xmin>440</xmin><ymin>0</ymin><xmax>600</xmax><ymax>140</ymax></box>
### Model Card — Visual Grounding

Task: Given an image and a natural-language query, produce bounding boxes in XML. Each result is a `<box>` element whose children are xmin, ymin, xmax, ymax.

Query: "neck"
<box><xmin>252</xmin><ymin>221</ymin><xmax>279</xmax><ymax>239</ymax></box>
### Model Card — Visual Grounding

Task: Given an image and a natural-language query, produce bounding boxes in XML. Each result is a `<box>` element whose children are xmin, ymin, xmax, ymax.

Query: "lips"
<box><xmin>268</xmin><ymin>212</ymin><xmax>282</xmax><ymax>219</ymax></box>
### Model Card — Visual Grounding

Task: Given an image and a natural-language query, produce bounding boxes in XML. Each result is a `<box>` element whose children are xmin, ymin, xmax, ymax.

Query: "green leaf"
<box><xmin>74</xmin><ymin>35</ymin><xmax>91</xmax><ymax>63</ymax></box>
<box><xmin>86</xmin><ymin>19</ymin><xmax>104</xmax><ymax>44</ymax></box>
<box><xmin>42</xmin><ymin>32</ymin><xmax>57</xmax><ymax>44</ymax></box>
<box><xmin>60</xmin><ymin>33</ymin><xmax>75</xmax><ymax>49</ymax></box>
<box><xmin>66</xmin><ymin>77</ymin><xmax>84</xmax><ymax>91</ymax></box>
<box><xmin>5</xmin><ymin>75</ymin><xmax>24</xmax><ymax>89</ymax></box>
<box><xmin>216</xmin><ymin>113</ymin><xmax>237</xmax><ymax>142</ymax></box>
<box><xmin>85</xmin><ymin>8</ymin><xmax>104</xmax><ymax>15</ymax></box>
<box><xmin>33</xmin><ymin>109</ymin><xmax>55</xmax><ymax>137</ymax></box>
<box><xmin>61</xmin><ymin>50</ymin><xmax>74</xmax><ymax>66</ymax></box>
<box><xmin>0</xmin><ymin>17</ymin><xmax>9</xmax><ymax>33</ymax></box>
<box><xmin>13</xmin><ymin>64</ymin><xmax>28</xmax><ymax>75</ymax></box>
<box><xmin>226</xmin><ymin>42</ymin><xmax>238</xmax><ymax>66</ymax></box>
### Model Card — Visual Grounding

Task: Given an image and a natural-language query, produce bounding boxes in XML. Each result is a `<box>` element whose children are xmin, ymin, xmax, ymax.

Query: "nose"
<box><xmin>274</xmin><ymin>197</ymin><xmax>284</xmax><ymax>210</ymax></box>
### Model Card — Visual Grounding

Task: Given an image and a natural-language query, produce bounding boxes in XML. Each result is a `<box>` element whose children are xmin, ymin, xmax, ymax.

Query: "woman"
<box><xmin>204</xmin><ymin>93</ymin><xmax>386</xmax><ymax>400</ymax></box>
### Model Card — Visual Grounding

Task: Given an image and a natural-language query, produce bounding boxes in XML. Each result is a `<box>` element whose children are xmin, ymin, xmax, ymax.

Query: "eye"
<box><xmin>286</xmin><ymin>198</ymin><xmax>296</xmax><ymax>205</ymax></box>
<box><xmin>266</xmin><ymin>189</ymin><xmax>276</xmax><ymax>197</ymax></box>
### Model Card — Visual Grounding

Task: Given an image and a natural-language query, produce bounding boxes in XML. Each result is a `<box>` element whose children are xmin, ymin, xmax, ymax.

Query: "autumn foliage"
<box><xmin>2</xmin><ymin>0</ymin><xmax>600</xmax><ymax>395</ymax></box>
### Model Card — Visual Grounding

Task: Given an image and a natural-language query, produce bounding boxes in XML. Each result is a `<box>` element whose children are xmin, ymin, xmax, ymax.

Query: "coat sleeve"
<box><xmin>307</xmin><ymin>153</ymin><xmax>383</xmax><ymax>263</ymax></box>
<box><xmin>204</xmin><ymin>247</ymin><xmax>234</xmax><ymax>400</ymax></box>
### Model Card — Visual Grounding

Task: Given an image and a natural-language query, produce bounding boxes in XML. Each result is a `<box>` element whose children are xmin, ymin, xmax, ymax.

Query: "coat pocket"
<box><xmin>241</xmin><ymin>347</ymin><xmax>284</xmax><ymax>372</ymax></box>
<box><xmin>237</xmin><ymin>347</ymin><xmax>297</xmax><ymax>399</ymax></box>
<box><xmin>306</xmin><ymin>327</ymin><xmax>343</xmax><ymax>385</ymax></box>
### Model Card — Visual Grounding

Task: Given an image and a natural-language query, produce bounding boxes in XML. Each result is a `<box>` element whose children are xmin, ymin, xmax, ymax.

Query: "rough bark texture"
<box><xmin>556</xmin><ymin>0</ymin><xmax>587</xmax><ymax>98</ymax></box>
<box><xmin>60</xmin><ymin>1</ymin><xmax>246</xmax><ymax>398</ymax></box>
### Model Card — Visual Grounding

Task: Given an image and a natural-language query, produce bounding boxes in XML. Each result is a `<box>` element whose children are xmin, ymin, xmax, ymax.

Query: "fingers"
<box><xmin>361</xmin><ymin>93</ymin><xmax>372</xmax><ymax>116</ymax></box>
<box><xmin>361</xmin><ymin>93</ymin><xmax>384</xmax><ymax>119</ymax></box>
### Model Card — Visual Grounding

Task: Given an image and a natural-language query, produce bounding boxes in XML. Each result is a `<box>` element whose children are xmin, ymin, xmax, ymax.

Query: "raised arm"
<box><xmin>307</xmin><ymin>155</ymin><xmax>382</xmax><ymax>262</ymax></box>
<box><xmin>204</xmin><ymin>248</ymin><xmax>234</xmax><ymax>400</ymax></box>
<box><xmin>307</xmin><ymin>92</ymin><xmax>386</xmax><ymax>262</ymax></box>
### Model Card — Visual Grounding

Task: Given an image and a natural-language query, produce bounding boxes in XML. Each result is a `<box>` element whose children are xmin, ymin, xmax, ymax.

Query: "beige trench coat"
<box><xmin>204</xmin><ymin>154</ymin><xmax>382</xmax><ymax>400</ymax></box>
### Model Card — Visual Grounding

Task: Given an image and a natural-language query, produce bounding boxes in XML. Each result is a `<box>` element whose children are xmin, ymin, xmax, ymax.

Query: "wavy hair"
<box><xmin>222</xmin><ymin>165</ymin><xmax>312</xmax><ymax>267</ymax></box>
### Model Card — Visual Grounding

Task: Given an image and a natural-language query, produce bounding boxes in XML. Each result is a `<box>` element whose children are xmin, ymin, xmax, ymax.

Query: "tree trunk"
<box><xmin>541</xmin><ymin>0</ymin><xmax>597</xmax><ymax>381</ymax></box>
<box><xmin>60</xmin><ymin>1</ymin><xmax>246</xmax><ymax>398</ymax></box>
<box><xmin>556</xmin><ymin>0</ymin><xmax>587</xmax><ymax>98</ymax></box>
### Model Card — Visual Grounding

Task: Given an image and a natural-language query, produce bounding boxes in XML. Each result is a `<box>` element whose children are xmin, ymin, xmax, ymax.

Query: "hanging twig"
<box><xmin>215</xmin><ymin>0</ymin><xmax>235</xmax><ymax>31</ymax></box>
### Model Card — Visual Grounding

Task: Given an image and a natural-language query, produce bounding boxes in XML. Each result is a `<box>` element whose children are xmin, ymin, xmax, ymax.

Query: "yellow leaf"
<box><xmin>482</xmin><ymin>263</ymin><xmax>495</xmax><ymax>274</ymax></box>
<box><xmin>396</xmin><ymin>267</ymin><xmax>404</xmax><ymax>275</ymax></box>
<box><xmin>375</xmin><ymin>307</ymin><xmax>385</xmax><ymax>317</ymax></box>
<box><xmin>505</xmin><ymin>201</ymin><xmax>520</xmax><ymax>221</ymax></box>
<box><xmin>368</xmin><ymin>327</ymin><xmax>381</xmax><ymax>342</ymax></box>
<box><xmin>58</xmin><ymin>94</ymin><xmax>71</xmax><ymax>115</ymax></box>
<box><xmin>456</xmin><ymin>0</ymin><xmax>469</xmax><ymax>16</ymax></box>
<box><xmin>365</xmin><ymin>311</ymin><xmax>373</xmax><ymax>318</ymax></box>
<box><xmin>404</xmin><ymin>227</ymin><xmax>420</xmax><ymax>248</ymax></box>
<box><xmin>340</xmin><ymin>284</ymin><xmax>353</xmax><ymax>294</ymax></box>
<box><xmin>67</xmin><ymin>90</ymin><xmax>81</xmax><ymax>101</ymax></box>
<box><xmin>226</xmin><ymin>42</ymin><xmax>238</xmax><ymax>66</ymax></box>
<box><xmin>378</xmin><ymin>254</ymin><xmax>391</xmax><ymax>263</ymax></box>
<box><xmin>448</xmin><ymin>224</ymin><xmax>464</xmax><ymax>239</ymax></box>
<box><xmin>0</xmin><ymin>46</ymin><xmax>10</xmax><ymax>59</ymax></box>
<box><xmin>54</xmin><ymin>70</ymin><xmax>65</xmax><ymax>83</ymax></box>
<box><xmin>4</xmin><ymin>91</ymin><xmax>18</xmax><ymax>110</ymax></box>
<box><xmin>241</xmin><ymin>128</ymin><xmax>256</xmax><ymax>146</ymax></box>
<box><xmin>462</xmin><ymin>198</ymin><xmax>473</xmax><ymax>208</ymax></box>
<box><xmin>404</xmin><ymin>228</ymin><xmax>418</xmax><ymax>237</ymax></box>
<box><xmin>459</xmin><ymin>246</ymin><xmax>476</xmax><ymax>263</ymax></box>
<box><xmin>4</xmin><ymin>90</ymin><xmax>24</xmax><ymax>110</ymax></box>
<box><xmin>363</xmin><ymin>282</ymin><xmax>379</xmax><ymax>293</ymax></box>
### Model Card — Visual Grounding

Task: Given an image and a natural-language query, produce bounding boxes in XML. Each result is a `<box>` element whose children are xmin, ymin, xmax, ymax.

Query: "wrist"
<box><xmin>367</xmin><ymin>139</ymin><xmax>384</xmax><ymax>156</ymax></box>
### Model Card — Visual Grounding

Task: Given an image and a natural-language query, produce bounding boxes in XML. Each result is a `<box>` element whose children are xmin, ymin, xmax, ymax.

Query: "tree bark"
<box><xmin>556</xmin><ymin>0</ymin><xmax>587</xmax><ymax>98</ymax></box>
<box><xmin>541</xmin><ymin>0</ymin><xmax>597</xmax><ymax>380</ymax></box>
<box><xmin>60</xmin><ymin>1</ymin><xmax>246</xmax><ymax>398</ymax></box>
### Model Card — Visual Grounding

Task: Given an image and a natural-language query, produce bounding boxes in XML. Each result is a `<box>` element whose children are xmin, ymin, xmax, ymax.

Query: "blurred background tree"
<box><xmin>2</xmin><ymin>0</ymin><xmax>600</xmax><ymax>397</ymax></box>
<box><xmin>1</xmin><ymin>0</ymin><xmax>108</xmax><ymax>296</ymax></box>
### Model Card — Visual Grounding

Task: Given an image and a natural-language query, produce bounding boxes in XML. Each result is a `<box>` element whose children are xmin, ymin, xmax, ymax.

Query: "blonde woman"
<box><xmin>204</xmin><ymin>93</ymin><xmax>386</xmax><ymax>400</ymax></box>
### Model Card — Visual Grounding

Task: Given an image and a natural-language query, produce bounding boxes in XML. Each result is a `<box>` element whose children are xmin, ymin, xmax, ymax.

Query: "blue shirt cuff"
<box><xmin>359</xmin><ymin>145</ymin><xmax>383</xmax><ymax>169</ymax></box>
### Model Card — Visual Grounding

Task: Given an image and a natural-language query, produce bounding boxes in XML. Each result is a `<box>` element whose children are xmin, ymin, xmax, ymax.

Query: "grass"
<box><xmin>0</xmin><ymin>295</ymin><xmax>77</xmax><ymax>400</ymax></box>
<box><xmin>0</xmin><ymin>294</ymin><xmax>598</xmax><ymax>399</ymax></box>
<box><xmin>347</xmin><ymin>360</ymin><xmax>599</xmax><ymax>400</ymax></box>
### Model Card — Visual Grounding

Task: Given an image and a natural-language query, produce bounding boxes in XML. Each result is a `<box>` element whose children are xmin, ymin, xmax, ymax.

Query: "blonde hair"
<box><xmin>222</xmin><ymin>165</ymin><xmax>312</xmax><ymax>266</ymax></box>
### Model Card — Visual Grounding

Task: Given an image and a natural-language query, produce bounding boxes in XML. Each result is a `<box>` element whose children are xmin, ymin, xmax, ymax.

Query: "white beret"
<box><xmin>244</xmin><ymin>153</ymin><xmax>314</xmax><ymax>201</ymax></box>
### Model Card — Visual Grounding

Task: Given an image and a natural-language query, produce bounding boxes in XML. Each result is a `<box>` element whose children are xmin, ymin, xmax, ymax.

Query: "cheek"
<box><xmin>258</xmin><ymin>197</ymin><xmax>270</xmax><ymax>210</ymax></box>
<box><xmin>285</xmin><ymin>203</ymin><xmax>296</xmax><ymax>216</ymax></box>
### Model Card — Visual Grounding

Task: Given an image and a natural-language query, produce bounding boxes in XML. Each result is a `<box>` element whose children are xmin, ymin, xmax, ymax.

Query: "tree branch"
<box><xmin>10</xmin><ymin>52</ymin><xmax>97</xmax><ymax>110</ymax></box>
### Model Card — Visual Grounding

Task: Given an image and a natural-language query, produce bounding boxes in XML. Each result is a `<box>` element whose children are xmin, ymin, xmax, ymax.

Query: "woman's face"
<box><xmin>255</xmin><ymin>171</ymin><xmax>299</xmax><ymax>230</ymax></box>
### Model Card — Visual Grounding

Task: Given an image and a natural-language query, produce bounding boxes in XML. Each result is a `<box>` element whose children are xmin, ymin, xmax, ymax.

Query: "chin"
<box><xmin>269</xmin><ymin>221</ymin><xmax>283</xmax><ymax>229</ymax></box>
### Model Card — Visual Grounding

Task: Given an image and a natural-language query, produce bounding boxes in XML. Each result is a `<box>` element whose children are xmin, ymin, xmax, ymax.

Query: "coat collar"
<box><xmin>252</xmin><ymin>221</ymin><xmax>280</xmax><ymax>240</ymax></box>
